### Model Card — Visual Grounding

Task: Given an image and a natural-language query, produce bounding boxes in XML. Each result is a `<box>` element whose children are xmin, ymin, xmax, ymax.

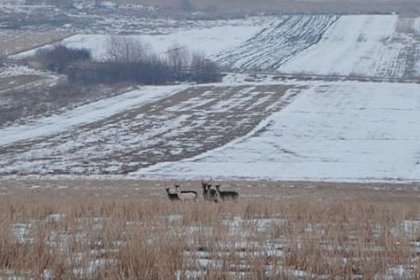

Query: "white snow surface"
<box><xmin>280</xmin><ymin>15</ymin><xmax>418</xmax><ymax>77</ymax></box>
<box><xmin>0</xmin><ymin>85</ymin><xmax>185</xmax><ymax>147</ymax></box>
<box><xmin>136</xmin><ymin>81</ymin><xmax>420</xmax><ymax>182</ymax></box>
<box><xmin>216</xmin><ymin>14</ymin><xmax>339</xmax><ymax>70</ymax></box>
<box><xmin>0</xmin><ymin>65</ymin><xmax>46</xmax><ymax>78</ymax></box>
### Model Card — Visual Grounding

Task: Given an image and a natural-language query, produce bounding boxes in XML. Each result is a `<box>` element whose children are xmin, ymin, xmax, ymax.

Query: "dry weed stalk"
<box><xmin>0</xmin><ymin>192</ymin><xmax>418</xmax><ymax>279</ymax></box>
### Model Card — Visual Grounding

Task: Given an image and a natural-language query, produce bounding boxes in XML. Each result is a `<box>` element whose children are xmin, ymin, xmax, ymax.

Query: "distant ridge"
<box><xmin>113</xmin><ymin>0</ymin><xmax>420</xmax><ymax>14</ymax></box>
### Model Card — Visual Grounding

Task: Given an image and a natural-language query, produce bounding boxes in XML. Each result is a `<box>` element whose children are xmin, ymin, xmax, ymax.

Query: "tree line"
<box><xmin>33</xmin><ymin>36</ymin><xmax>222</xmax><ymax>85</ymax></box>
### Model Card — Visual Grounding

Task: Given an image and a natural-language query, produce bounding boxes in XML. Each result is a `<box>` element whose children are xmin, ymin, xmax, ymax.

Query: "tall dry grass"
<box><xmin>0</xmin><ymin>195</ymin><xmax>419</xmax><ymax>279</ymax></box>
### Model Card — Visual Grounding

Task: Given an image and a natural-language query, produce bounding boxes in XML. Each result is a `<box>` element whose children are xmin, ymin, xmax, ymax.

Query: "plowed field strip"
<box><xmin>0</xmin><ymin>85</ymin><xmax>300</xmax><ymax>175</ymax></box>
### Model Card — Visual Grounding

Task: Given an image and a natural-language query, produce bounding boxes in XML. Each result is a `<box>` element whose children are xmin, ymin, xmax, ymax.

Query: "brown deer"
<box><xmin>214</xmin><ymin>185</ymin><xmax>239</xmax><ymax>202</ymax></box>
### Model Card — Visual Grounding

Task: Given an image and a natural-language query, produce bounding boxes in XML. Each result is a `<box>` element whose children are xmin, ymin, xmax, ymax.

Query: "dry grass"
<box><xmin>0</xmin><ymin>75</ymin><xmax>46</xmax><ymax>95</ymax></box>
<box><xmin>0</xmin><ymin>31</ymin><xmax>71</xmax><ymax>56</ymax></box>
<box><xmin>0</xmin><ymin>180</ymin><xmax>419</xmax><ymax>279</ymax></box>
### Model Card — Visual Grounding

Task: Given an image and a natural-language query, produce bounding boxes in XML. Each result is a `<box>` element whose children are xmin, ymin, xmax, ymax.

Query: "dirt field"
<box><xmin>1</xmin><ymin>178</ymin><xmax>419</xmax><ymax>203</ymax></box>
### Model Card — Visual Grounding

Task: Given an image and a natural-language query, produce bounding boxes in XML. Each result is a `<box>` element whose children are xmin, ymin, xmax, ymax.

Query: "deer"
<box><xmin>166</xmin><ymin>187</ymin><xmax>180</xmax><ymax>201</ymax></box>
<box><xmin>214</xmin><ymin>184</ymin><xmax>239</xmax><ymax>202</ymax></box>
<box><xmin>175</xmin><ymin>185</ymin><xmax>198</xmax><ymax>201</ymax></box>
<box><xmin>202</xmin><ymin>178</ymin><xmax>217</xmax><ymax>201</ymax></box>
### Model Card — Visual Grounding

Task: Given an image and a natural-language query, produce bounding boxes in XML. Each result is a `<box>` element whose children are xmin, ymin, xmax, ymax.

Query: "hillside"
<box><xmin>2</xmin><ymin>14</ymin><xmax>420</xmax><ymax>182</ymax></box>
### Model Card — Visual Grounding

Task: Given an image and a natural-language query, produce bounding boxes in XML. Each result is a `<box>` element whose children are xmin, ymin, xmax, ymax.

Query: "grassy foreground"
<box><xmin>0</xmin><ymin>180</ymin><xmax>419</xmax><ymax>279</ymax></box>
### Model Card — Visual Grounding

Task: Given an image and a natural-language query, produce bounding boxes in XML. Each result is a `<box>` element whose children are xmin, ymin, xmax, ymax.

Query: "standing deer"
<box><xmin>166</xmin><ymin>187</ymin><xmax>180</xmax><ymax>201</ymax></box>
<box><xmin>175</xmin><ymin>185</ymin><xmax>198</xmax><ymax>201</ymax></box>
<box><xmin>214</xmin><ymin>185</ymin><xmax>239</xmax><ymax>202</ymax></box>
<box><xmin>202</xmin><ymin>179</ymin><xmax>217</xmax><ymax>201</ymax></box>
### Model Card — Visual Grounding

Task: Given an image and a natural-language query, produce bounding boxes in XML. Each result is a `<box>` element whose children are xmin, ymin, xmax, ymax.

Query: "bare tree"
<box><xmin>35</xmin><ymin>44</ymin><xmax>91</xmax><ymax>72</ymax></box>
<box><xmin>190</xmin><ymin>52</ymin><xmax>222</xmax><ymax>83</ymax></box>
<box><xmin>106</xmin><ymin>36</ymin><xmax>148</xmax><ymax>64</ymax></box>
<box><xmin>166</xmin><ymin>44</ymin><xmax>190</xmax><ymax>79</ymax></box>
<box><xmin>66</xmin><ymin>38</ymin><xmax>221</xmax><ymax>85</ymax></box>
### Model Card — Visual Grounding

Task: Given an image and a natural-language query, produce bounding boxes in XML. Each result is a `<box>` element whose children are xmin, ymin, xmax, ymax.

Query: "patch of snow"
<box><xmin>12</xmin><ymin>223</ymin><xmax>32</xmax><ymax>243</ymax></box>
<box><xmin>375</xmin><ymin>265</ymin><xmax>414</xmax><ymax>280</ymax></box>
<box><xmin>402</xmin><ymin>220</ymin><xmax>420</xmax><ymax>239</ymax></box>
<box><xmin>175</xmin><ymin>270</ymin><xmax>205</xmax><ymax>280</ymax></box>
<box><xmin>73</xmin><ymin>259</ymin><xmax>116</xmax><ymax>276</ymax></box>
<box><xmin>0</xmin><ymin>65</ymin><xmax>45</xmax><ymax>78</ymax></box>
<box><xmin>47</xmin><ymin>213</ymin><xmax>66</xmax><ymax>222</ymax></box>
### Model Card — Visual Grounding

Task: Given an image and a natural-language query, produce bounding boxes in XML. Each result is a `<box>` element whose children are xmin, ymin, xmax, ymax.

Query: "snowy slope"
<box><xmin>216</xmin><ymin>15</ymin><xmax>339</xmax><ymax>70</ymax></box>
<box><xmin>11</xmin><ymin>15</ymin><xmax>419</xmax><ymax>79</ymax></box>
<box><xmin>137</xmin><ymin>81</ymin><xmax>420</xmax><ymax>182</ymax></box>
<box><xmin>12</xmin><ymin>18</ymin><xmax>269</xmax><ymax>61</ymax></box>
<box><xmin>280</xmin><ymin>15</ymin><xmax>419</xmax><ymax>78</ymax></box>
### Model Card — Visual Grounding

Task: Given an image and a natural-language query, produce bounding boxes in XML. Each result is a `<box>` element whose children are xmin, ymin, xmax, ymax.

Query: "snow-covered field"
<box><xmin>216</xmin><ymin>15</ymin><xmax>339</xmax><ymax>70</ymax></box>
<box><xmin>280</xmin><ymin>15</ymin><xmax>420</xmax><ymax>78</ymax></box>
<box><xmin>3</xmin><ymin>14</ymin><xmax>420</xmax><ymax>182</ymax></box>
<box><xmin>1</xmin><ymin>77</ymin><xmax>420</xmax><ymax>182</ymax></box>
<box><xmin>219</xmin><ymin>14</ymin><xmax>420</xmax><ymax>78</ymax></box>
<box><xmin>12</xmin><ymin>17</ymin><xmax>270</xmax><ymax>60</ymax></box>
<box><xmin>11</xmin><ymin>14</ymin><xmax>420</xmax><ymax>79</ymax></box>
<box><xmin>0</xmin><ymin>85</ymin><xmax>185</xmax><ymax>147</ymax></box>
<box><xmin>0</xmin><ymin>83</ymin><xmax>295</xmax><ymax>175</ymax></box>
<box><xmin>137</xmin><ymin>80</ymin><xmax>420</xmax><ymax>182</ymax></box>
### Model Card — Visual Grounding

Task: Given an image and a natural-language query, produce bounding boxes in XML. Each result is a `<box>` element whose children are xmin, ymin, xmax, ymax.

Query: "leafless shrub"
<box><xmin>191</xmin><ymin>51</ymin><xmax>222</xmax><ymax>83</ymax></box>
<box><xmin>68</xmin><ymin>38</ymin><xmax>221</xmax><ymax>85</ymax></box>
<box><xmin>106</xmin><ymin>36</ymin><xmax>149</xmax><ymax>65</ymax></box>
<box><xmin>35</xmin><ymin>44</ymin><xmax>91</xmax><ymax>72</ymax></box>
<box><xmin>166</xmin><ymin>44</ymin><xmax>190</xmax><ymax>80</ymax></box>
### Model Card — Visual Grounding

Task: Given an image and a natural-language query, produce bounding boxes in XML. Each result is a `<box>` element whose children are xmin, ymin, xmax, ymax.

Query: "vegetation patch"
<box><xmin>31</xmin><ymin>37</ymin><xmax>222</xmax><ymax>85</ymax></box>
<box><xmin>0</xmin><ymin>182</ymin><xmax>419</xmax><ymax>279</ymax></box>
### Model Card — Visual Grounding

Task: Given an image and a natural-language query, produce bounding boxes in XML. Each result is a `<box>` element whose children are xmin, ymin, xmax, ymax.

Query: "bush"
<box><xmin>67</xmin><ymin>59</ymin><xmax>173</xmax><ymax>86</ymax></box>
<box><xmin>66</xmin><ymin>37</ymin><xmax>221</xmax><ymax>85</ymax></box>
<box><xmin>190</xmin><ymin>52</ymin><xmax>222</xmax><ymax>83</ymax></box>
<box><xmin>35</xmin><ymin>45</ymin><xmax>91</xmax><ymax>72</ymax></box>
